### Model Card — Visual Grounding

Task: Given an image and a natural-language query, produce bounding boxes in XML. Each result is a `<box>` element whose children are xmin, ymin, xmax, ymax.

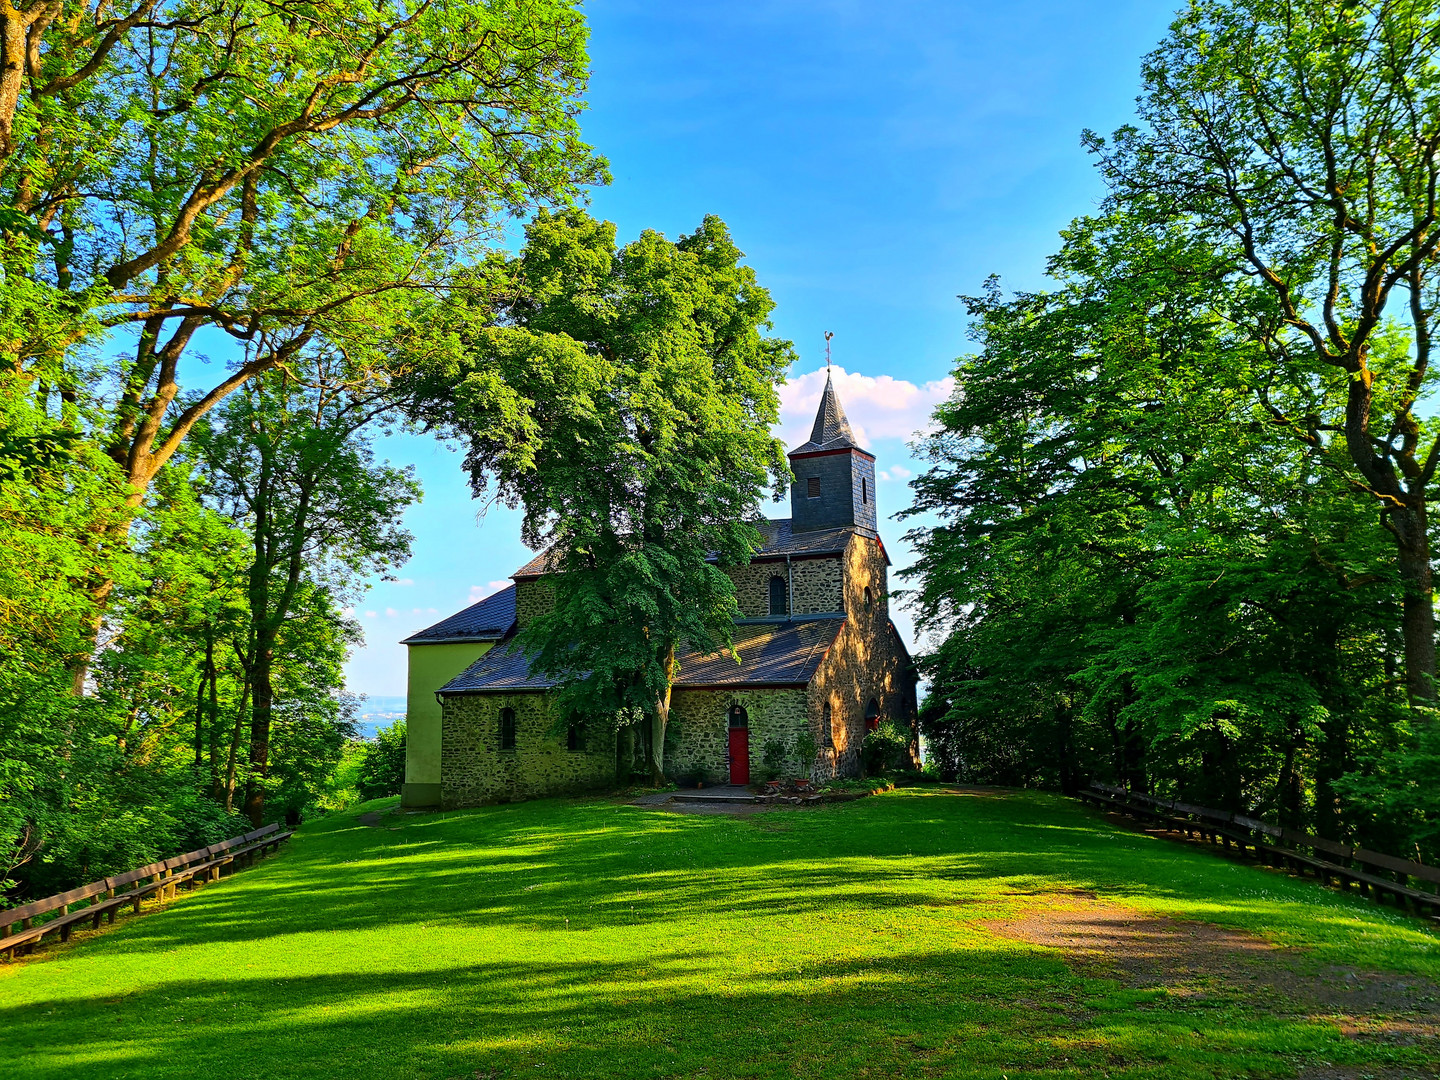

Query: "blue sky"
<box><xmin>344</xmin><ymin>0</ymin><xmax>1180</xmax><ymax>699</ymax></box>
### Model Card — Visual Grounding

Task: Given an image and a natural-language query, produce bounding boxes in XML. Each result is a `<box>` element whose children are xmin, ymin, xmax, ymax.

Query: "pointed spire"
<box><xmin>791</xmin><ymin>370</ymin><xmax>861</xmax><ymax>455</ymax></box>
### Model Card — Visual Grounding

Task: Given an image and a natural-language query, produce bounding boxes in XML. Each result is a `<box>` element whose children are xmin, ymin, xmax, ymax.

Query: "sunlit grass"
<box><xmin>1</xmin><ymin>788</ymin><xmax>1435</xmax><ymax>1079</ymax></box>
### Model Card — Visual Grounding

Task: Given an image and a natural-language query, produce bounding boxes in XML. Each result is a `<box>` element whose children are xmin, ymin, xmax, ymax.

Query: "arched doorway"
<box><xmin>865</xmin><ymin>698</ymin><xmax>881</xmax><ymax>733</ymax></box>
<box><xmin>727</xmin><ymin>703</ymin><xmax>750</xmax><ymax>785</ymax></box>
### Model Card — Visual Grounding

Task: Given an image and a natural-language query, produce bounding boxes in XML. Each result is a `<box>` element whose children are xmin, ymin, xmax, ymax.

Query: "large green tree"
<box><xmin>4</xmin><ymin>0</ymin><xmax>601</xmax><ymax>490</ymax></box>
<box><xmin>1087</xmin><ymin>0</ymin><xmax>1440</xmax><ymax>705</ymax></box>
<box><xmin>2</xmin><ymin>0</ymin><xmax>603</xmax><ymax>690</ymax></box>
<box><xmin>406</xmin><ymin>210</ymin><xmax>792</xmax><ymax>781</ymax></box>
<box><xmin>196</xmin><ymin>363</ymin><xmax>418</xmax><ymax>824</ymax></box>
<box><xmin>906</xmin><ymin>208</ymin><xmax>1410</xmax><ymax>843</ymax></box>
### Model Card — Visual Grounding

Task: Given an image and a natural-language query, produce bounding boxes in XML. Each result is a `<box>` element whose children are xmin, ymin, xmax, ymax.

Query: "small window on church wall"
<box><xmin>806</xmin><ymin>476</ymin><xmax>821</xmax><ymax>499</ymax></box>
<box><xmin>567</xmin><ymin>723</ymin><xmax>584</xmax><ymax>752</ymax></box>
<box><xmin>862</xmin><ymin>478</ymin><xmax>869</xmax><ymax>504</ymax></box>
<box><xmin>768</xmin><ymin>574</ymin><xmax>787</xmax><ymax>616</ymax></box>
<box><xmin>821</xmin><ymin>702</ymin><xmax>834</xmax><ymax>748</ymax></box>
<box><xmin>499</xmin><ymin>707</ymin><xmax>516</xmax><ymax>750</ymax></box>
<box><xmin>863</xmin><ymin>586</ymin><xmax>873</xmax><ymax>611</ymax></box>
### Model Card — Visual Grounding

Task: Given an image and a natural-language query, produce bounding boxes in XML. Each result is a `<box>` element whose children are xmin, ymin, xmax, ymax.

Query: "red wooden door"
<box><xmin>728</xmin><ymin>727</ymin><xmax>750</xmax><ymax>785</ymax></box>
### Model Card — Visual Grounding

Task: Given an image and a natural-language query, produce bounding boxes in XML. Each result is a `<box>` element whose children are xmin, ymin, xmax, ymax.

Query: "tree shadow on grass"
<box><xmin>54</xmin><ymin>791</ymin><xmax>1435</xmax><ymax>961</ymax></box>
<box><xmin>0</xmin><ymin>948</ymin><xmax>1384</xmax><ymax>1080</ymax></box>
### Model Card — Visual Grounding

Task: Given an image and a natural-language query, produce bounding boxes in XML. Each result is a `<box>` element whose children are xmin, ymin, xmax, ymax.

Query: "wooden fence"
<box><xmin>1</xmin><ymin>822</ymin><xmax>293</xmax><ymax>958</ymax></box>
<box><xmin>1079</xmin><ymin>783</ymin><xmax>1440</xmax><ymax>920</ymax></box>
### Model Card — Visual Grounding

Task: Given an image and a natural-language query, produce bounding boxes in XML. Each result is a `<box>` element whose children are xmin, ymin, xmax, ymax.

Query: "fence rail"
<box><xmin>1</xmin><ymin>822</ymin><xmax>294</xmax><ymax>958</ymax></box>
<box><xmin>1079</xmin><ymin>784</ymin><xmax>1440</xmax><ymax>921</ymax></box>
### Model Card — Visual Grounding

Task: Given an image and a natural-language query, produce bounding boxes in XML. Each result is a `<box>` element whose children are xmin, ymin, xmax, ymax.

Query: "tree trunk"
<box><xmin>207</xmin><ymin>646</ymin><xmax>221</xmax><ymax>794</ymax></box>
<box><xmin>1055</xmin><ymin>704</ymin><xmax>1076</xmax><ymax>796</ymax></box>
<box><xmin>193</xmin><ymin>639</ymin><xmax>209</xmax><ymax>772</ymax></box>
<box><xmin>649</xmin><ymin>644</ymin><xmax>677</xmax><ymax>785</ymax></box>
<box><xmin>224</xmin><ymin>675</ymin><xmax>251</xmax><ymax>812</ymax></box>
<box><xmin>618</xmin><ymin>724</ymin><xmax>635</xmax><ymax>783</ymax></box>
<box><xmin>1315</xmin><ymin>711</ymin><xmax>1350</xmax><ymax>842</ymax></box>
<box><xmin>1393</xmin><ymin>505</ymin><xmax>1436</xmax><ymax>706</ymax></box>
<box><xmin>243</xmin><ymin>629</ymin><xmax>275</xmax><ymax>826</ymax></box>
<box><xmin>1276</xmin><ymin>735</ymin><xmax>1303</xmax><ymax>830</ymax></box>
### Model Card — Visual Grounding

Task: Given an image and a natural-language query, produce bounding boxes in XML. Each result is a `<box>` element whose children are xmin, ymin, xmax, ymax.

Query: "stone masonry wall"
<box><xmin>513</xmin><ymin>579</ymin><xmax>555</xmax><ymax>628</ymax></box>
<box><xmin>807</xmin><ymin>533</ymin><xmax>920</xmax><ymax>778</ymax></box>
<box><xmin>441</xmin><ymin>692</ymin><xmax>614</xmax><ymax>807</ymax></box>
<box><xmin>725</xmin><ymin>556</ymin><xmax>843</xmax><ymax>617</ymax></box>
<box><xmin>666</xmin><ymin>688</ymin><xmax>810</xmax><ymax>783</ymax></box>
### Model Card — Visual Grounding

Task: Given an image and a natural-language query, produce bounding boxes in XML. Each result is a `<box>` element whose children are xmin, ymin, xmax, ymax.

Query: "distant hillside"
<box><xmin>354</xmin><ymin>695</ymin><xmax>407</xmax><ymax>740</ymax></box>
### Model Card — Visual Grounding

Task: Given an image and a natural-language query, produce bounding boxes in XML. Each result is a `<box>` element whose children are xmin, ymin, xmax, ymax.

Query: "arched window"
<box><xmin>864</xmin><ymin>698</ymin><xmax>881</xmax><ymax>733</ymax></box>
<box><xmin>499</xmin><ymin>707</ymin><xmax>516</xmax><ymax>750</ymax></box>
<box><xmin>861</xmin><ymin>477</ymin><xmax>869</xmax><ymax>505</ymax></box>
<box><xmin>728</xmin><ymin>703</ymin><xmax>749</xmax><ymax>729</ymax></box>
<box><xmin>821</xmin><ymin>702</ymin><xmax>834</xmax><ymax>748</ymax></box>
<box><xmin>768</xmin><ymin>574</ymin><xmax>788</xmax><ymax>616</ymax></box>
<box><xmin>567</xmin><ymin>722</ymin><xmax>584</xmax><ymax>752</ymax></box>
<box><xmin>863</xmin><ymin>586</ymin><xmax>873</xmax><ymax>611</ymax></box>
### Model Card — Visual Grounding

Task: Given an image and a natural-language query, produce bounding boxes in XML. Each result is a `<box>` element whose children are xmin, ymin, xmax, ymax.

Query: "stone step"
<box><xmin>671</xmin><ymin>792</ymin><xmax>757</xmax><ymax>804</ymax></box>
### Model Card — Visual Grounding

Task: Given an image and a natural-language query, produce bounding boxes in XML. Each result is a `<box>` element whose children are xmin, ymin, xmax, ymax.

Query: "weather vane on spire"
<box><xmin>824</xmin><ymin>330</ymin><xmax>834</xmax><ymax>371</ymax></box>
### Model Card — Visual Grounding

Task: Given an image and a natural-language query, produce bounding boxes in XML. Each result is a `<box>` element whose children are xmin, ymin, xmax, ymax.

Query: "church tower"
<box><xmin>788</xmin><ymin>373</ymin><xmax>877</xmax><ymax>534</ymax></box>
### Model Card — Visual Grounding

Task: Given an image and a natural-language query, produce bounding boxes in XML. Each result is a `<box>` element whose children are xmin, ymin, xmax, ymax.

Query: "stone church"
<box><xmin>399</xmin><ymin>375</ymin><xmax>919</xmax><ymax>809</ymax></box>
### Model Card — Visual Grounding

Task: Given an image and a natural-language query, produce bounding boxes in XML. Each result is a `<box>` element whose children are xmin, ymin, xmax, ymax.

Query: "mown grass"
<box><xmin>1</xmin><ymin>788</ymin><xmax>1436</xmax><ymax>1079</ymax></box>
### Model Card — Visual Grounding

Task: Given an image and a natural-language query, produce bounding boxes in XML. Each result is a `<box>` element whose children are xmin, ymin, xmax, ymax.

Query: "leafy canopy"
<box><xmin>406</xmin><ymin>210</ymin><xmax>793</xmax><ymax>731</ymax></box>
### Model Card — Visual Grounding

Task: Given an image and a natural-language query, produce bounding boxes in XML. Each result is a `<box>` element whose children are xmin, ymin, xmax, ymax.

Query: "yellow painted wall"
<box><xmin>403</xmin><ymin>641</ymin><xmax>494</xmax><ymax>805</ymax></box>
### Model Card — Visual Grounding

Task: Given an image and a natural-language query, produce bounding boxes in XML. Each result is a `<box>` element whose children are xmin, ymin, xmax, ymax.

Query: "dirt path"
<box><xmin>986</xmin><ymin>892</ymin><xmax>1440</xmax><ymax>1078</ymax></box>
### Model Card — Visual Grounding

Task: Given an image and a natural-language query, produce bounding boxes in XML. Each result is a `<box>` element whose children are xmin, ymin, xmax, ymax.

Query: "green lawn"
<box><xmin>2</xmin><ymin>788</ymin><xmax>1437</xmax><ymax>1079</ymax></box>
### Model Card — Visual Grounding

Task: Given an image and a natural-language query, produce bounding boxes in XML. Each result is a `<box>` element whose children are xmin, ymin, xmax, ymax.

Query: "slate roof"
<box><xmin>753</xmin><ymin>518</ymin><xmax>873</xmax><ymax>558</ymax></box>
<box><xmin>789</xmin><ymin>372</ymin><xmax>866</xmax><ymax>456</ymax></box>
<box><xmin>511</xmin><ymin>547</ymin><xmax>561</xmax><ymax>580</ymax></box>
<box><xmin>678</xmin><ymin>617</ymin><xmax>844</xmax><ymax>687</ymax></box>
<box><xmin>436</xmin><ymin>639</ymin><xmax>559</xmax><ymax>691</ymax></box>
<box><xmin>400</xmin><ymin>585</ymin><xmax>517</xmax><ymax>644</ymax></box>
<box><xmin>511</xmin><ymin>520</ymin><xmax>870</xmax><ymax>582</ymax></box>
<box><xmin>439</xmin><ymin>616</ymin><xmax>845</xmax><ymax>694</ymax></box>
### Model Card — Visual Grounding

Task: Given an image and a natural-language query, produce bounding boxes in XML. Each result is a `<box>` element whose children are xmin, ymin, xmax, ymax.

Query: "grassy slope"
<box><xmin>1</xmin><ymin>789</ymin><xmax>1436</xmax><ymax>1080</ymax></box>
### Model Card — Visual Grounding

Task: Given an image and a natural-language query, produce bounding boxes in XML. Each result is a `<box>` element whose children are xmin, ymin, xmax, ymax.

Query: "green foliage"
<box><xmin>196</xmin><ymin>365</ymin><xmax>415</xmax><ymax>824</ymax></box>
<box><xmin>2</xmin><ymin>792</ymin><xmax>1437</xmax><ymax>1078</ymax></box>
<box><xmin>862</xmin><ymin>722</ymin><xmax>913</xmax><ymax>778</ymax></box>
<box><xmin>1086</xmin><ymin>0</ymin><xmax>1440</xmax><ymax>704</ymax></box>
<box><xmin>0</xmin><ymin>0</ymin><xmax>603</xmax><ymax>900</ymax></box>
<box><xmin>405</xmin><ymin>210</ymin><xmax>793</xmax><ymax>777</ymax></box>
<box><xmin>792</xmin><ymin>729</ymin><xmax>818</xmax><ymax>780</ymax></box>
<box><xmin>906</xmin><ymin>0</ymin><xmax>1440</xmax><ymax>856</ymax></box>
<box><xmin>3</xmin><ymin>0</ymin><xmax>603</xmax><ymax>508</ymax></box>
<box><xmin>356</xmin><ymin>722</ymin><xmax>409</xmax><ymax>803</ymax></box>
<box><xmin>753</xmin><ymin>739</ymin><xmax>787</xmax><ymax>784</ymax></box>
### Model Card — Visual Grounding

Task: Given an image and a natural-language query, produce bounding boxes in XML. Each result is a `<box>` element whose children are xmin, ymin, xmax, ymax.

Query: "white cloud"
<box><xmin>341</xmin><ymin>606</ymin><xmax>355</xmax><ymax>617</ymax></box>
<box><xmin>364</xmin><ymin>611</ymin><xmax>378</xmax><ymax>619</ymax></box>
<box><xmin>384</xmin><ymin>607</ymin><xmax>400</xmax><ymax>618</ymax></box>
<box><xmin>778</xmin><ymin>364</ymin><xmax>953</xmax><ymax>449</ymax></box>
<box><xmin>393</xmin><ymin>578</ymin><xmax>415</xmax><ymax>587</ymax></box>
<box><xmin>877</xmin><ymin>465</ymin><xmax>912</xmax><ymax>482</ymax></box>
<box><xmin>469</xmin><ymin>579</ymin><xmax>512</xmax><ymax>604</ymax></box>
